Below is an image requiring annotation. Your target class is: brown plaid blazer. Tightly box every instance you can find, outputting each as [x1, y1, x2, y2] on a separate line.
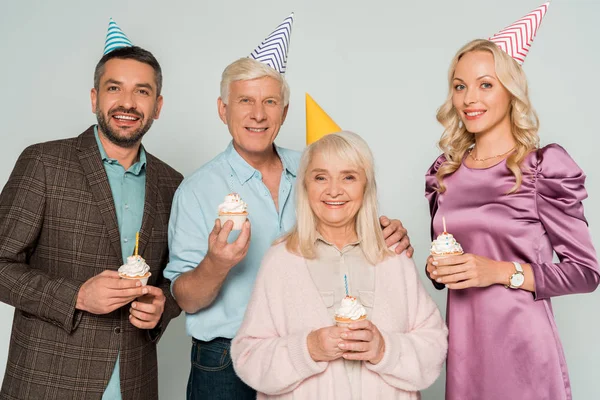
[0, 126, 183, 399]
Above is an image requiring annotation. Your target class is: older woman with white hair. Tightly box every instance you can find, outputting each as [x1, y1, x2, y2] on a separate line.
[231, 131, 447, 399]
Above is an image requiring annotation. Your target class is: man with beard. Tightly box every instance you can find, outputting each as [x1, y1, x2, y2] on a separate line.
[0, 21, 182, 400]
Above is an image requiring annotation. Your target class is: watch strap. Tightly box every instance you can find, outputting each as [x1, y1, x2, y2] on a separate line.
[512, 261, 524, 273]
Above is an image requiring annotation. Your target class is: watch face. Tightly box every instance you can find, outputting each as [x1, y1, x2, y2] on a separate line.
[511, 273, 525, 287]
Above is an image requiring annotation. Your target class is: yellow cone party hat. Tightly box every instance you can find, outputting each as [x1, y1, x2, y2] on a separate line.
[306, 93, 341, 145]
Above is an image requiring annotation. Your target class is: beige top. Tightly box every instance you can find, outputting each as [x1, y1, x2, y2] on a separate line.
[306, 236, 375, 400]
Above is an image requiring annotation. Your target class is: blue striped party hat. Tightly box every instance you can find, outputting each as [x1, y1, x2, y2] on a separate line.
[249, 13, 294, 74]
[103, 18, 133, 55]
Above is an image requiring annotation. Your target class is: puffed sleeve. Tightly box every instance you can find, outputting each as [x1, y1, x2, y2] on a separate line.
[425, 155, 446, 236]
[425, 154, 447, 290]
[531, 144, 599, 299]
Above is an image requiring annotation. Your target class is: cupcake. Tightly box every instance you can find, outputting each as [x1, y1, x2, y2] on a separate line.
[118, 255, 151, 286]
[430, 231, 463, 260]
[334, 295, 367, 328]
[218, 193, 248, 230]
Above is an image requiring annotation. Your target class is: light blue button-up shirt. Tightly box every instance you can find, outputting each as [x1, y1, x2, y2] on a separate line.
[94, 127, 146, 400]
[164, 141, 300, 340]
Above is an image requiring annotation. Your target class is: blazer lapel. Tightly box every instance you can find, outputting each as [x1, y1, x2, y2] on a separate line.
[137, 155, 157, 258]
[76, 127, 122, 262]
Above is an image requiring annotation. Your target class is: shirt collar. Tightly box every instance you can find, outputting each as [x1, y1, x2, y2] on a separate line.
[276, 145, 298, 177]
[225, 141, 297, 185]
[94, 125, 147, 175]
[315, 232, 362, 247]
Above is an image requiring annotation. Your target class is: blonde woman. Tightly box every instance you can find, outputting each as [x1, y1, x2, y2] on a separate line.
[232, 132, 447, 399]
[425, 38, 600, 400]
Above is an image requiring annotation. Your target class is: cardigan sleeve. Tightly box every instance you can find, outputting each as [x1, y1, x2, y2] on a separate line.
[0, 146, 83, 333]
[365, 254, 448, 391]
[231, 247, 328, 395]
[530, 144, 600, 299]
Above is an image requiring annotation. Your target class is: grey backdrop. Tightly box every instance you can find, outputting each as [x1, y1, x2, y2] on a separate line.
[1, 1, 599, 399]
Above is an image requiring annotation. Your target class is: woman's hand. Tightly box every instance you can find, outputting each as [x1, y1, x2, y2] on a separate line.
[426, 255, 437, 280]
[431, 253, 513, 289]
[338, 320, 386, 364]
[307, 326, 346, 362]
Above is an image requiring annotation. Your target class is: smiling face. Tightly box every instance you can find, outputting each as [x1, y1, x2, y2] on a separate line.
[218, 76, 288, 159]
[305, 150, 367, 233]
[91, 58, 163, 148]
[452, 51, 512, 137]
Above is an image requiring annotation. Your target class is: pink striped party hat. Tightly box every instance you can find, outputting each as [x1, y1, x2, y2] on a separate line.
[489, 2, 550, 65]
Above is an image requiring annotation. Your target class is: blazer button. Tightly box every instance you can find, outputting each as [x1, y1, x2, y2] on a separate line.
[114, 327, 121, 334]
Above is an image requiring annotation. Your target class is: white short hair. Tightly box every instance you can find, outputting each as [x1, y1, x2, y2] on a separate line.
[220, 58, 290, 106]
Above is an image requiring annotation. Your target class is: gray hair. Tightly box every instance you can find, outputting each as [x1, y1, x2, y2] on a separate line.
[219, 58, 290, 105]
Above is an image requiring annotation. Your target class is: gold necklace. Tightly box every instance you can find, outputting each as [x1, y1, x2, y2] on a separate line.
[468, 146, 515, 162]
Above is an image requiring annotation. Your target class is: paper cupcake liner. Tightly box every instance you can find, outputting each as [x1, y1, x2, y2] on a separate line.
[218, 214, 248, 230]
[431, 251, 463, 261]
[335, 314, 367, 328]
[119, 271, 151, 286]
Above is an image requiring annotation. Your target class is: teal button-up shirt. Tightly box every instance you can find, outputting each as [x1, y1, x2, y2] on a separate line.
[94, 127, 146, 400]
[164, 141, 300, 340]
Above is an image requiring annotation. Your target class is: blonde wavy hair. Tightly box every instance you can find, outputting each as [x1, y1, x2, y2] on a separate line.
[278, 131, 392, 265]
[435, 39, 540, 193]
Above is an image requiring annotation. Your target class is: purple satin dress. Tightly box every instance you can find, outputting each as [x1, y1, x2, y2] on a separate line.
[425, 144, 599, 400]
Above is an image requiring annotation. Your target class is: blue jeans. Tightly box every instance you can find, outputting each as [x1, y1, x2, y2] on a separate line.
[187, 337, 256, 400]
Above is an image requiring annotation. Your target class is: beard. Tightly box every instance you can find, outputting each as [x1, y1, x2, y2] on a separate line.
[96, 106, 156, 148]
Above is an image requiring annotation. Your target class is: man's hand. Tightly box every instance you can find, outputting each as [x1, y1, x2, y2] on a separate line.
[204, 219, 251, 274]
[129, 285, 166, 329]
[307, 326, 347, 362]
[338, 319, 386, 364]
[172, 219, 251, 314]
[380, 216, 413, 257]
[76, 270, 148, 314]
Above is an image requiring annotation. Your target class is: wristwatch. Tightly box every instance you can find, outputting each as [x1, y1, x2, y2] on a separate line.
[506, 262, 525, 289]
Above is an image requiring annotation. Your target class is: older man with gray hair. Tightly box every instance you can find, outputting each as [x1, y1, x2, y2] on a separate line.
[164, 14, 412, 400]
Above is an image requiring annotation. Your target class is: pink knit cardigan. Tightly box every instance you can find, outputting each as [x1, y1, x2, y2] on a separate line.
[231, 243, 448, 399]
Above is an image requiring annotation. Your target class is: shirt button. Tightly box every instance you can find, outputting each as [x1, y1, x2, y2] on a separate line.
[114, 327, 121, 334]
[125, 204, 129, 209]
[124, 238, 129, 243]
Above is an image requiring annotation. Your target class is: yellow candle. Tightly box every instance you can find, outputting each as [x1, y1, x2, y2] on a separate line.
[135, 232, 139, 256]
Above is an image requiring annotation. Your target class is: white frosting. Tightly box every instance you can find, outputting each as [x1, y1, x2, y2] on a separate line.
[218, 193, 248, 214]
[335, 296, 366, 320]
[118, 255, 150, 277]
[430, 232, 463, 255]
